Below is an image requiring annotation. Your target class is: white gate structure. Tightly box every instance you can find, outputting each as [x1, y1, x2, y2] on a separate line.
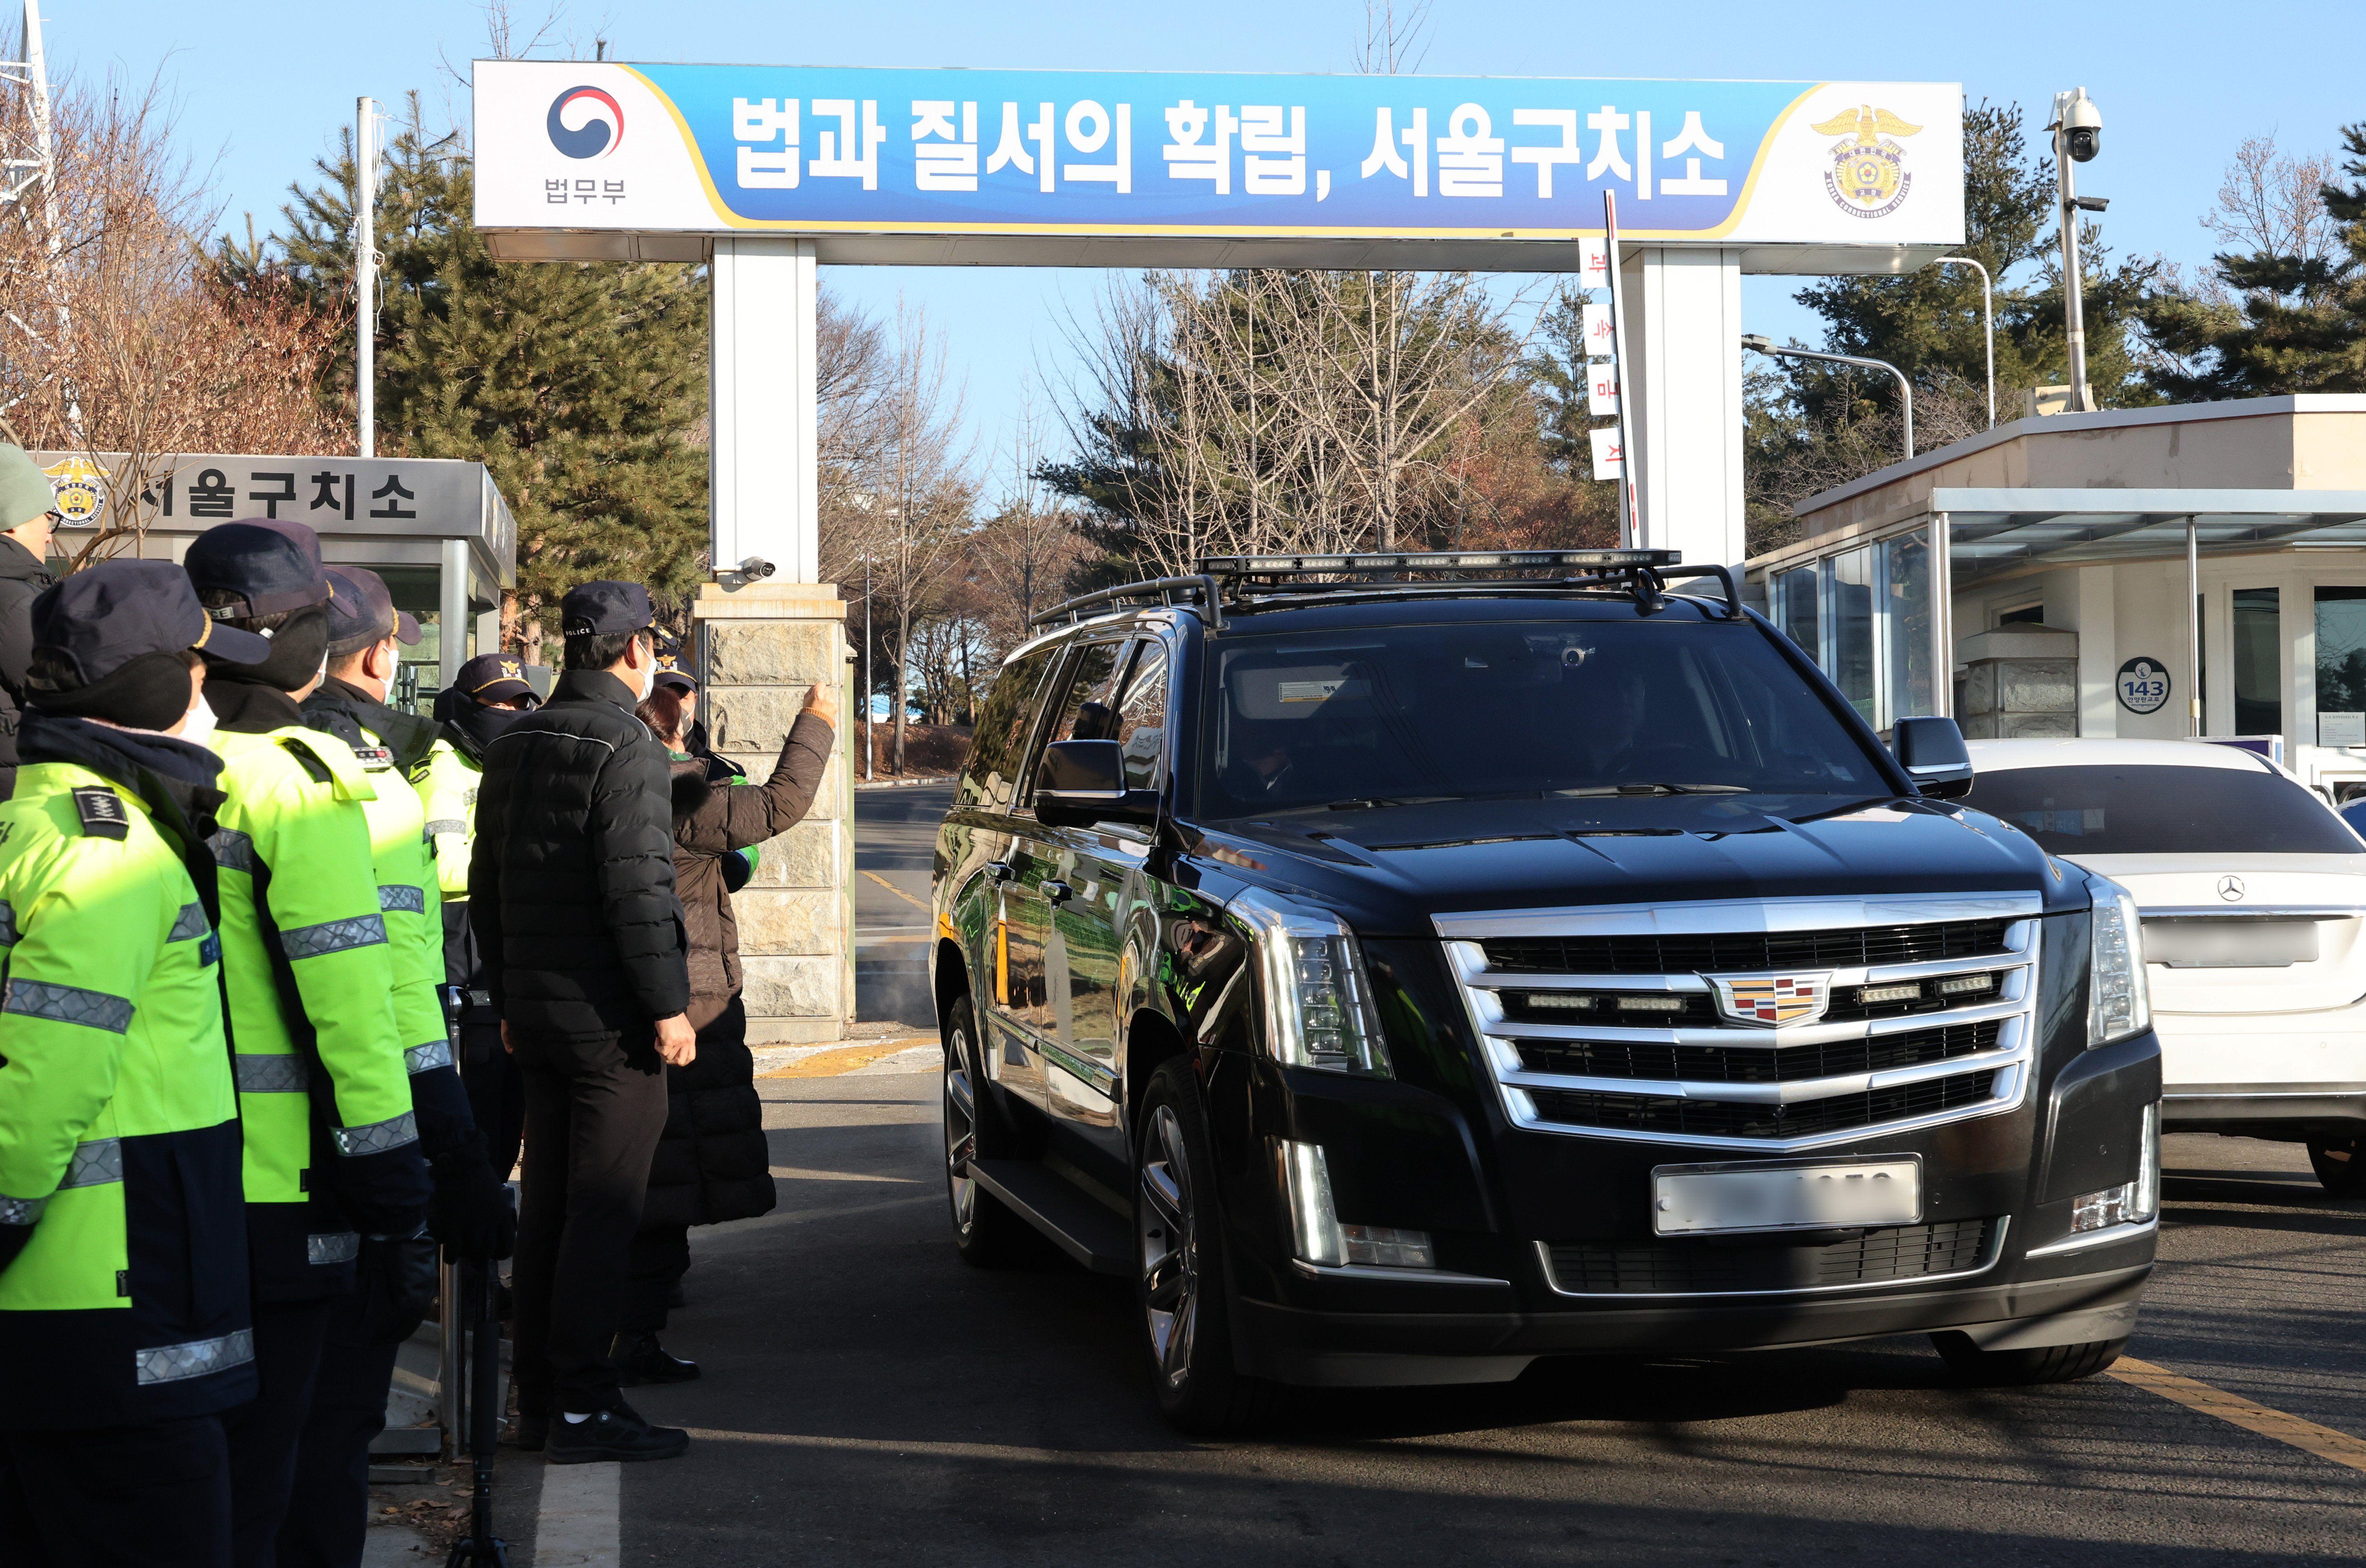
[472, 60, 1966, 1043]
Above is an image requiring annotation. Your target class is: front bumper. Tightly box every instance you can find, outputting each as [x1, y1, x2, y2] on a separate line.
[2161, 1083, 2366, 1137]
[1234, 1253, 2152, 1387]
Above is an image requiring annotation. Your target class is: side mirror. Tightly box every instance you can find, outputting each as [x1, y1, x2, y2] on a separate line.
[1892, 715, 1975, 800]
[1035, 738, 1160, 828]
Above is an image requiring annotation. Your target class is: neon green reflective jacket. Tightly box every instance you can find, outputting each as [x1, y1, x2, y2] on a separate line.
[415, 739, 478, 901]
[211, 725, 429, 1300]
[0, 758, 256, 1429]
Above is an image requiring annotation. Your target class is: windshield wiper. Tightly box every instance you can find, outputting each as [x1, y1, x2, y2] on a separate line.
[1322, 789, 1546, 811]
[1554, 783, 1753, 798]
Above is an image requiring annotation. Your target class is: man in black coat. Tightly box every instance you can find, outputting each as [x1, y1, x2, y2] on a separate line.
[0, 445, 60, 797]
[470, 581, 695, 1464]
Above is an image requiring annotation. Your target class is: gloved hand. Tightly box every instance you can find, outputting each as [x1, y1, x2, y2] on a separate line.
[428, 1135, 516, 1263]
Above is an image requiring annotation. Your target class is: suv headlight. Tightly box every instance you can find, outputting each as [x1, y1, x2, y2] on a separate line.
[1228, 888, 1393, 1077]
[2085, 871, 2151, 1048]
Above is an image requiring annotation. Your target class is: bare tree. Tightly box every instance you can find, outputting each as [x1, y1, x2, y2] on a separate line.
[2203, 134, 2343, 273]
[970, 395, 1088, 641]
[0, 67, 342, 570]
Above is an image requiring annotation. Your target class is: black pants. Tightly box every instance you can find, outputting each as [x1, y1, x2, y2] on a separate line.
[0, 1415, 233, 1567]
[618, 1222, 693, 1335]
[272, 1286, 399, 1568]
[222, 1297, 335, 1568]
[459, 1019, 525, 1181]
[512, 1026, 667, 1415]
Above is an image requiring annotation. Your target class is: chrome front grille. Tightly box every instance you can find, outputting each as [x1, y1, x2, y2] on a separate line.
[1437, 894, 2044, 1153]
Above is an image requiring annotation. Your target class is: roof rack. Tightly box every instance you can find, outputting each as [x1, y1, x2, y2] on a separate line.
[1024, 549, 1743, 633]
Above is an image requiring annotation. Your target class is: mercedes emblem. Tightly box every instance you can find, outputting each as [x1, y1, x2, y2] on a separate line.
[2217, 874, 2246, 902]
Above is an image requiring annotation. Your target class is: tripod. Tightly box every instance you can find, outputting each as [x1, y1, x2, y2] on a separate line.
[444, 1254, 508, 1567]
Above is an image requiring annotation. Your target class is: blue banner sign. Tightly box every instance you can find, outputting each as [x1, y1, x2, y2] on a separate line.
[476, 61, 1962, 264]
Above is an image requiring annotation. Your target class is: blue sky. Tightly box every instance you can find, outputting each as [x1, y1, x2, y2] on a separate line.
[65, 0, 2362, 499]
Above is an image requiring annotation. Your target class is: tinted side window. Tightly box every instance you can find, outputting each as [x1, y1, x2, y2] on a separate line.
[1112, 639, 1170, 790]
[1963, 763, 2362, 855]
[1021, 640, 1127, 810]
[958, 644, 1058, 810]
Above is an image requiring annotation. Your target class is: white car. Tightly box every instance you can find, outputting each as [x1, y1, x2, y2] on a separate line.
[1962, 738, 2366, 1195]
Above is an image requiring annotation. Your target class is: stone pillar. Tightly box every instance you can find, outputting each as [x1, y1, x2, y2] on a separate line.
[695, 581, 854, 1045]
[1954, 625, 2079, 739]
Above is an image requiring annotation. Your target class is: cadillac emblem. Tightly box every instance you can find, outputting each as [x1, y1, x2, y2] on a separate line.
[1710, 972, 1833, 1028]
[1811, 105, 1921, 220]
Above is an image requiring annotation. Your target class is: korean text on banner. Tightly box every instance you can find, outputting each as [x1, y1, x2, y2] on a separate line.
[1589, 425, 1625, 479]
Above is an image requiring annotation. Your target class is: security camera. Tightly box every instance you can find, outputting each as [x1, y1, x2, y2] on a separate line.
[739, 555, 776, 580]
[2053, 88, 2102, 163]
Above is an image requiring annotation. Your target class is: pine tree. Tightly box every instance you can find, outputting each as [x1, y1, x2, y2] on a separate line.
[2142, 121, 2366, 399]
[230, 96, 709, 654]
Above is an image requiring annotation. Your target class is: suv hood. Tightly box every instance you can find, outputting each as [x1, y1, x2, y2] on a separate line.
[1194, 794, 2071, 935]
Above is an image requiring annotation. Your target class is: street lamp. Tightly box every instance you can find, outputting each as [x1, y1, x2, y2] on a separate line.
[2048, 87, 2109, 413]
[1932, 257, 1994, 428]
[1741, 336, 1916, 464]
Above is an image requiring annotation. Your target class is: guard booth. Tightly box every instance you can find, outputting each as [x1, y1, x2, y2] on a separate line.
[1743, 395, 2366, 797]
[33, 451, 518, 711]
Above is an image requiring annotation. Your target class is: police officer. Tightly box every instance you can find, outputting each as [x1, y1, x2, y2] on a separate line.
[419, 652, 539, 1184]
[278, 570, 514, 1568]
[183, 521, 432, 1567]
[0, 561, 276, 1566]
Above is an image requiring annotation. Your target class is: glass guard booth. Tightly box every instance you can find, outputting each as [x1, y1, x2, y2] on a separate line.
[36, 451, 517, 715]
[1751, 489, 2366, 758]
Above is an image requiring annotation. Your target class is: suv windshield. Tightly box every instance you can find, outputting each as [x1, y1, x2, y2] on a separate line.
[1195, 618, 1880, 818]
[1962, 763, 2364, 855]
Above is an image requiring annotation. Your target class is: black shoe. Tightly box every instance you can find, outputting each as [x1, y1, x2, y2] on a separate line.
[511, 1414, 547, 1452]
[545, 1404, 689, 1464]
[612, 1332, 701, 1387]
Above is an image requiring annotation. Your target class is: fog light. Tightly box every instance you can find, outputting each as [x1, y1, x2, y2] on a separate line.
[1615, 995, 1685, 1013]
[1525, 993, 1593, 1011]
[2070, 1182, 2138, 1232]
[1279, 1142, 1436, 1270]
[1340, 1225, 1435, 1269]
[1858, 982, 1923, 1005]
[2071, 1106, 2161, 1233]
[1937, 973, 1996, 998]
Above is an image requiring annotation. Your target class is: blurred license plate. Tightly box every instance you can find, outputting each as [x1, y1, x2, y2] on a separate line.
[2142, 919, 2319, 969]
[1652, 1158, 1921, 1236]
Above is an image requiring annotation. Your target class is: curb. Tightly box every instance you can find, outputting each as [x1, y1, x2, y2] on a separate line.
[854, 775, 956, 791]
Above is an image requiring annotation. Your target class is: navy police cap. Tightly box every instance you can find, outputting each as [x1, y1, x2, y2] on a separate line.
[326, 568, 422, 656]
[184, 518, 334, 621]
[561, 580, 655, 638]
[456, 652, 538, 706]
[32, 559, 272, 686]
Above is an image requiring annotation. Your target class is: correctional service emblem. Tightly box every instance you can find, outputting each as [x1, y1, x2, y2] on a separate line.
[39, 456, 104, 525]
[1709, 972, 1832, 1028]
[1811, 105, 1920, 220]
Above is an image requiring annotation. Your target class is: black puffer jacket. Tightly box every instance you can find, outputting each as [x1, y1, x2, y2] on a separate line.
[0, 533, 55, 795]
[470, 669, 690, 1040]
[639, 997, 772, 1229]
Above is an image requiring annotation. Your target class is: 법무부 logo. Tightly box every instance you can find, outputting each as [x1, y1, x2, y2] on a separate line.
[547, 85, 624, 160]
[1811, 104, 1920, 220]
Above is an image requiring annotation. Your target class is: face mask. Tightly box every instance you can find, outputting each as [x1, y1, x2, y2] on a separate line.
[175, 694, 218, 747]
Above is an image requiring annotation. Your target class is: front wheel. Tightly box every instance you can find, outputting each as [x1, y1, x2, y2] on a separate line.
[943, 996, 1029, 1267]
[1135, 1059, 1276, 1436]
[2307, 1136, 2366, 1198]
[1931, 1333, 2127, 1386]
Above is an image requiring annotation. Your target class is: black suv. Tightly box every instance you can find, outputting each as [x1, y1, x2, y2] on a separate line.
[928, 551, 2160, 1432]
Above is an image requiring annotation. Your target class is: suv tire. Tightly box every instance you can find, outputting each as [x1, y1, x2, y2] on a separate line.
[1135, 1059, 1277, 1435]
[1930, 1333, 2127, 1386]
[942, 995, 1032, 1267]
[2306, 1136, 2366, 1197]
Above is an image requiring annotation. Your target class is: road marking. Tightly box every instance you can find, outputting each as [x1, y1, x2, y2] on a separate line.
[758, 1037, 935, 1079]
[2111, 1357, 2366, 1475]
[857, 932, 933, 946]
[861, 869, 929, 911]
[533, 1458, 620, 1567]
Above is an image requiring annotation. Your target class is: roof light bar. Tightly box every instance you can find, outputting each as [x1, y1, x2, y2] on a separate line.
[1198, 549, 1680, 576]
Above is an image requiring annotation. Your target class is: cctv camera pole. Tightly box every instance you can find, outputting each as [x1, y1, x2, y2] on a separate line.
[356, 96, 378, 458]
[862, 555, 873, 782]
[2051, 93, 2091, 415]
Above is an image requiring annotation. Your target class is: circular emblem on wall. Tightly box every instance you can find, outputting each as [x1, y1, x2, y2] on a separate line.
[2116, 657, 2171, 716]
[39, 455, 104, 526]
[1811, 105, 1921, 220]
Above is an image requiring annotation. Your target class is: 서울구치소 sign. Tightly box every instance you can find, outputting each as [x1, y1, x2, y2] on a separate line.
[473, 61, 1963, 268]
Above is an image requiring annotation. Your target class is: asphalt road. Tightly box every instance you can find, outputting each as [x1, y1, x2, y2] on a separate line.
[851, 783, 954, 1027]
[478, 785, 2366, 1566]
